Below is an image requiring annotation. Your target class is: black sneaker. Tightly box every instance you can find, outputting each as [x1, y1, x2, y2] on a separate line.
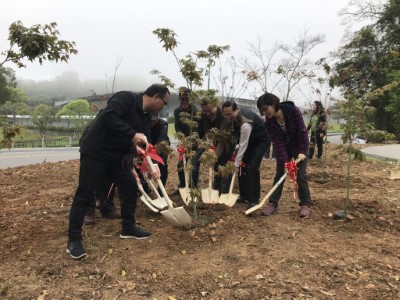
[236, 197, 247, 204]
[120, 226, 152, 240]
[66, 240, 87, 259]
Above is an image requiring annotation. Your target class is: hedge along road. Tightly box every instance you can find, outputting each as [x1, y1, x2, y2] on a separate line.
[0, 134, 347, 169]
[0, 147, 80, 169]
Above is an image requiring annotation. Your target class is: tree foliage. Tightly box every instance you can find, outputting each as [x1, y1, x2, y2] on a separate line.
[331, 0, 400, 138]
[0, 67, 17, 105]
[56, 99, 94, 133]
[32, 104, 58, 138]
[152, 28, 229, 90]
[1, 21, 78, 68]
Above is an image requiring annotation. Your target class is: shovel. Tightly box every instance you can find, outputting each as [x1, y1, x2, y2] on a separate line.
[142, 152, 192, 229]
[132, 168, 168, 212]
[218, 173, 239, 207]
[178, 154, 197, 205]
[144, 168, 173, 207]
[390, 158, 400, 180]
[201, 167, 220, 204]
[178, 153, 190, 205]
[246, 158, 301, 215]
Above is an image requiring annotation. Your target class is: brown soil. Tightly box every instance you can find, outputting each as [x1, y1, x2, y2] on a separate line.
[1, 144, 399, 300]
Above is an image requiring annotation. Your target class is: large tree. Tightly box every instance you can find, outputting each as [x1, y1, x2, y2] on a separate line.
[0, 20, 77, 148]
[331, 0, 400, 137]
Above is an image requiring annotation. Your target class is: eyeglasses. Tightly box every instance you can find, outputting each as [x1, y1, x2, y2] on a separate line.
[158, 95, 168, 106]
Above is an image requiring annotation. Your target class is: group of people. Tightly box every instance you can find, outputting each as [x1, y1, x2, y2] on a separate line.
[66, 83, 327, 260]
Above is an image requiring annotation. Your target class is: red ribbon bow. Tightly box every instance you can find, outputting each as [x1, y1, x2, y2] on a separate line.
[177, 146, 186, 161]
[136, 144, 164, 172]
[284, 160, 299, 201]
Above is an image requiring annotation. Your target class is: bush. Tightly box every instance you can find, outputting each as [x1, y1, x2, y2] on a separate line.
[366, 130, 396, 143]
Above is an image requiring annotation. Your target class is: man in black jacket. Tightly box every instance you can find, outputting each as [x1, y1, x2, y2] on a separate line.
[173, 88, 199, 189]
[67, 84, 170, 259]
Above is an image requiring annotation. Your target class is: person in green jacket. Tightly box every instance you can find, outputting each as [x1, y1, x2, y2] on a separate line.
[307, 101, 327, 159]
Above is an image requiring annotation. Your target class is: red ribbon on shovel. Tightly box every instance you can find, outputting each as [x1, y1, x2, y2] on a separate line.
[284, 160, 299, 201]
[177, 146, 186, 161]
[136, 144, 164, 172]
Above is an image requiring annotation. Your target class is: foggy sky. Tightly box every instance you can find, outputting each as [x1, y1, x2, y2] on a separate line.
[1, 0, 352, 103]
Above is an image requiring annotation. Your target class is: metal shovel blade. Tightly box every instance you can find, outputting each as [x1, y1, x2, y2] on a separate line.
[143, 152, 192, 228]
[179, 186, 190, 205]
[201, 188, 220, 204]
[160, 206, 192, 229]
[218, 173, 238, 207]
[390, 159, 400, 180]
[201, 167, 220, 204]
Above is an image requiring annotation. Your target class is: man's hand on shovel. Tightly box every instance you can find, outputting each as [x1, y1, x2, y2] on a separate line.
[132, 133, 148, 150]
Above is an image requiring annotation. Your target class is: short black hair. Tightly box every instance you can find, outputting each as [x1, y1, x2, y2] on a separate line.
[144, 84, 170, 97]
[178, 86, 191, 101]
[221, 101, 238, 111]
[257, 93, 280, 111]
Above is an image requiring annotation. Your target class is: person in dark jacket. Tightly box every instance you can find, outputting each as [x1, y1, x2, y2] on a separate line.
[66, 84, 170, 260]
[307, 101, 327, 159]
[150, 114, 170, 186]
[198, 100, 234, 194]
[173, 88, 199, 190]
[257, 92, 312, 218]
[222, 101, 268, 208]
[79, 111, 121, 226]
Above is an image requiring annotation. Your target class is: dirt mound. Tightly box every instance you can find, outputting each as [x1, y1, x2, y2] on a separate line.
[1, 144, 399, 299]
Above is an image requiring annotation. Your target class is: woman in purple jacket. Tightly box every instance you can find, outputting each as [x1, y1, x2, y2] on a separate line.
[256, 93, 312, 218]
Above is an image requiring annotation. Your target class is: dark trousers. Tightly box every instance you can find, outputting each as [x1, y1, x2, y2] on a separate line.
[269, 159, 312, 206]
[239, 141, 268, 204]
[68, 154, 138, 241]
[85, 178, 117, 216]
[213, 148, 235, 194]
[309, 131, 324, 159]
[177, 150, 200, 188]
[264, 141, 276, 159]
[158, 153, 168, 187]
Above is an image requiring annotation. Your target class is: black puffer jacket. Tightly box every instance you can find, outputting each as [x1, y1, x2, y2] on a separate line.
[80, 91, 151, 164]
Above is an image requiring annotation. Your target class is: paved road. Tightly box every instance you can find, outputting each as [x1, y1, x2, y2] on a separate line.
[0, 147, 80, 169]
[361, 144, 400, 161]
[0, 133, 397, 169]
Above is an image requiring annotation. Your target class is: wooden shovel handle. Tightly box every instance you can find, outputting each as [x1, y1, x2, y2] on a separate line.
[245, 157, 301, 215]
[228, 173, 236, 196]
[143, 154, 173, 207]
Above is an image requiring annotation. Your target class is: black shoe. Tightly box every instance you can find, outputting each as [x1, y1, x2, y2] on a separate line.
[247, 202, 258, 209]
[120, 226, 152, 240]
[66, 240, 87, 259]
[84, 214, 95, 225]
[236, 197, 246, 204]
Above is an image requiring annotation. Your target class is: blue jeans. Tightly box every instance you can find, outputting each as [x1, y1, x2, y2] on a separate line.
[268, 159, 312, 206]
